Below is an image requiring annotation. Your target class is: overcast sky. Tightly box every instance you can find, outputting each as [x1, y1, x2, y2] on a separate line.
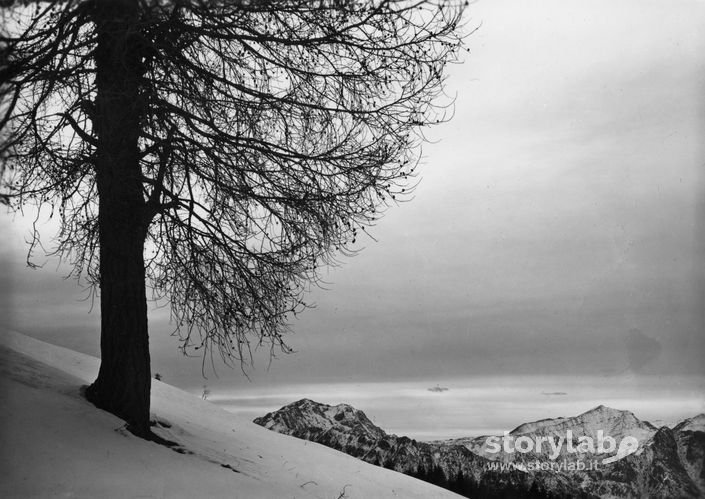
[1, 0, 704, 419]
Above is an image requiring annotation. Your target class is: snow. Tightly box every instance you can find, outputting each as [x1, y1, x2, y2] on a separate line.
[509, 404, 657, 444]
[0, 330, 461, 499]
[675, 414, 705, 433]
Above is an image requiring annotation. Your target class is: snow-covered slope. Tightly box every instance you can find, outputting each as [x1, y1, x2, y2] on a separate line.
[451, 404, 658, 464]
[510, 404, 657, 440]
[257, 399, 387, 443]
[0, 330, 460, 499]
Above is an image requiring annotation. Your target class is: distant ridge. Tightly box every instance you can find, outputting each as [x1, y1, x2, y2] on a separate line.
[510, 404, 657, 437]
[674, 414, 705, 433]
[257, 399, 705, 498]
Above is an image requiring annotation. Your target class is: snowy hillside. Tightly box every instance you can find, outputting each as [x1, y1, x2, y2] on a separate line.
[0, 330, 460, 499]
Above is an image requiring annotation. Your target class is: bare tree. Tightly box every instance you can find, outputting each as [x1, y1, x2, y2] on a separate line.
[1, 0, 467, 438]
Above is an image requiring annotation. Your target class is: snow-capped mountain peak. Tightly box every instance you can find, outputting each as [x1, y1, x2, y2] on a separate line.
[510, 404, 657, 443]
[255, 398, 386, 441]
[257, 398, 705, 499]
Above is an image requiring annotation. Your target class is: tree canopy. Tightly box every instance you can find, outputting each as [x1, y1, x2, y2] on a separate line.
[1, 0, 467, 436]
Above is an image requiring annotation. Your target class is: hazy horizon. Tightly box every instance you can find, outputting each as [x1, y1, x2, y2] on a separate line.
[209, 374, 705, 440]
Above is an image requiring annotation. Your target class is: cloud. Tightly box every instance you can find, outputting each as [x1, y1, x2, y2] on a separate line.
[428, 385, 449, 393]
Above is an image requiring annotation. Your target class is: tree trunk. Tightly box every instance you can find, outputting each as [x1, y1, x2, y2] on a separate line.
[85, 0, 151, 438]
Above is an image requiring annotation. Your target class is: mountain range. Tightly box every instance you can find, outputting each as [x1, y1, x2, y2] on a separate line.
[254, 400, 705, 498]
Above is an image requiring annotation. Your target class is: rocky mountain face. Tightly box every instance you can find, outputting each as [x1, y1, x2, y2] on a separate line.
[255, 400, 705, 498]
[675, 415, 705, 494]
[254, 400, 492, 488]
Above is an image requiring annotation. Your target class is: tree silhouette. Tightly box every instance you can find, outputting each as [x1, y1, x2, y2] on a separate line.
[1, 0, 467, 437]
